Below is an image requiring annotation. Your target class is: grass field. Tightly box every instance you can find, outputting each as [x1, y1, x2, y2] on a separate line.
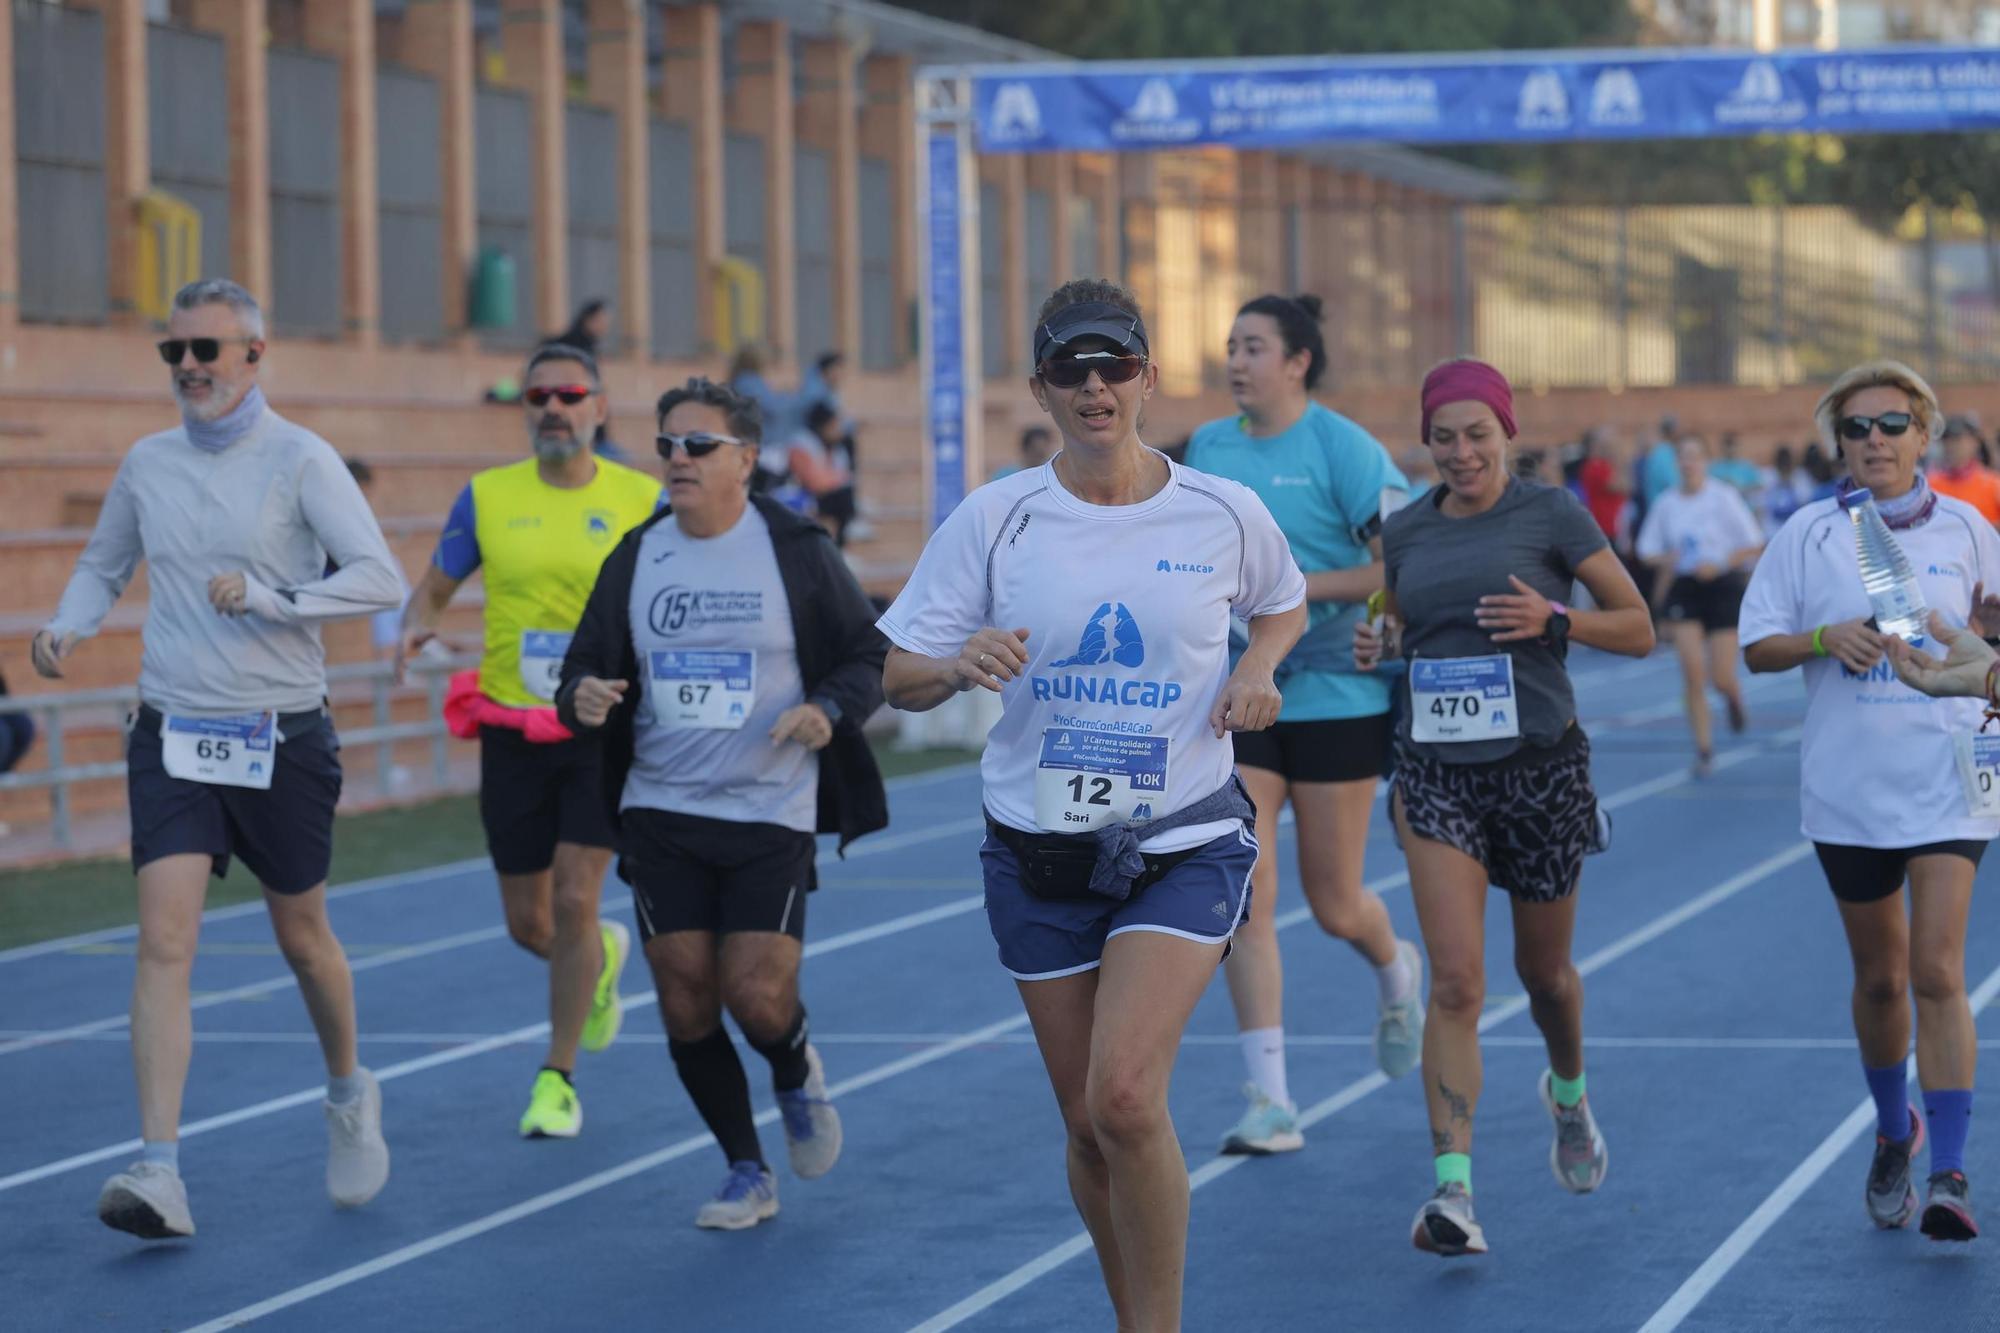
[0, 745, 977, 951]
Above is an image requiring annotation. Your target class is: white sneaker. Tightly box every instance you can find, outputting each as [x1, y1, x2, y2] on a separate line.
[325, 1068, 390, 1208]
[695, 1161, 780, 1230]
[98, 1161, 194, 1239]
[775, 1044, 844, 1180]
[1219, 1083, 1305, 1155]
[1375, 939, 1426, 1080]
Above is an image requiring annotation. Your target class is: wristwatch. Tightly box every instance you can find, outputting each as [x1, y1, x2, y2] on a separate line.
[812, 696, 844, 727]
[1543, 600, 1571, 645]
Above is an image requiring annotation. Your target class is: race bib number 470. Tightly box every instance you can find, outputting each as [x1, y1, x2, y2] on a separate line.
[1409, 655, 1521, 744]
[161, 712, 279, 789]
[1032, 729, 1170, 832]
[649, 650, 755, 730]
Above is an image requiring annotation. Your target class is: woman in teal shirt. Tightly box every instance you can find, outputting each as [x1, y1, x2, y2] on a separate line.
[1185, 294, 1425, 1157]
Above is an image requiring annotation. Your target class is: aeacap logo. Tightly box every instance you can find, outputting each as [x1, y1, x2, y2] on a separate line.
[1715, 58, 1806, 126]
[987, 83, 1044, 143]
[1588, 68, 1644, 126]
[1516, 70, 1571, 129]
[1113, 77, 1203, 144]
[1131, 78, 1179, 122]
[1155, 558, 1216, 575]
[1051, 602, 1145, 669]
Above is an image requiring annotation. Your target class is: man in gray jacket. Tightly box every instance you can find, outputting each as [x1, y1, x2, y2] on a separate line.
[33, 279, 404, 1241]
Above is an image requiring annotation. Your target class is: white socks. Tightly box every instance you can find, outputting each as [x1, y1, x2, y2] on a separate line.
[1240, 1026, 1291, 1110]
[1376, 942, 1417, 1007]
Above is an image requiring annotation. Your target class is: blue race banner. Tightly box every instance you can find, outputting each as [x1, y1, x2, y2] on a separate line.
[972, 47, 2000, 153]
[924, 132, 967, 528]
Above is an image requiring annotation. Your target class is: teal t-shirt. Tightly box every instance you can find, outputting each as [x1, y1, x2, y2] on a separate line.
[1184, 402, 1408, 721]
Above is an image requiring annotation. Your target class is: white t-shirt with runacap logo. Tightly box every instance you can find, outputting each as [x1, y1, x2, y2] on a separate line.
[878, 455, 1306, 853]
[1738, 492, 2000, 848]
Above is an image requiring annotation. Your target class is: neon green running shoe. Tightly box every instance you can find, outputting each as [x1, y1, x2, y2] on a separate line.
[581, 920, 631, 1054]
[518, 1069, 582, 1139]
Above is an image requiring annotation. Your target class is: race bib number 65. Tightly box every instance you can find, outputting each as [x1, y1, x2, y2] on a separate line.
[161, 712, 279, 789]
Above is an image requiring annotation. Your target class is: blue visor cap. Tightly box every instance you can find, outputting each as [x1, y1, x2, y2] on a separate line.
[1033, 301, 1150, 367]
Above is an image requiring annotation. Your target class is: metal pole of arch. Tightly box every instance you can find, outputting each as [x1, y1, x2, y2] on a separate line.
[916, 69, 983, 534]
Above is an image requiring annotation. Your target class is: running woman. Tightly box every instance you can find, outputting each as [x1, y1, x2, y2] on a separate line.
[1184, 293, 1423, 1157]
[1635, 434, 1765, 778]
[1741, 359, 2000, 1241]
[1355, 359, 1654, 1257]
[559, 377, 887, 1229]
[399, 342, 660, 1138]
[34, 280, 400, 1239]
[880, 280, 1306, 1330]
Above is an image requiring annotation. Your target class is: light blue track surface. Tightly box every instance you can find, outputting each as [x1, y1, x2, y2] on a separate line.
[4, 648, 1996, 1330]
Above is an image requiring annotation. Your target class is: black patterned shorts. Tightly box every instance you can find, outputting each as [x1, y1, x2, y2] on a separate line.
[1391, 727, 1597, 904]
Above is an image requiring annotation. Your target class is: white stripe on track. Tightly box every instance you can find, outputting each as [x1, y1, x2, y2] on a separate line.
[1637, 956, 2000, 1332]
[906, 840, 1816, 1333]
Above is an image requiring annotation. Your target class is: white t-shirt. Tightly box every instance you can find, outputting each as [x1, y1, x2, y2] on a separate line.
[1738, 493, 2000, 848]
[878, 455, 1306, 853]
[1636, 480, 1765, 576]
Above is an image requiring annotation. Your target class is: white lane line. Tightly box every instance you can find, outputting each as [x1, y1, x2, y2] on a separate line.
[0, 759, 983, 968]
[0, 895, 986, 1195]
[1637, 957, 2000, 1333]
[177, 1012, 1035, 1333]
[0, 818, 988, 1059]
[907, 840, 1816, 1333]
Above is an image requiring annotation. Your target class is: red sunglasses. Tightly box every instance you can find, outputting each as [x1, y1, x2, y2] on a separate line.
[523, 384, 594, 408]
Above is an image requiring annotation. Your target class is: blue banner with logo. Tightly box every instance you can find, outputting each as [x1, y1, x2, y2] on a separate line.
[972, 47, 2000, 153]
[925, 132, 967, 529]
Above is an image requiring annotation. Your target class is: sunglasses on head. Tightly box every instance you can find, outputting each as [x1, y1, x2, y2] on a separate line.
[1838, 411, 1914, 442]
[157, 337, 254, 366]
[1037, 352, 1147, 389]
[656, 432, 743, 459]
[523, 384, 595, 408]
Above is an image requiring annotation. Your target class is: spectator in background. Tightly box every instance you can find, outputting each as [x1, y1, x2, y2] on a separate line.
[1761, 444, 1815, 536]
[1709, 431, 1768, 503]
[1640, 414, 1681, 508]
[798, 352, 873, 541]
[1574, 427, 1628, 542]
[1800, 442, 1842, 503]
[550, 299, 611, 360]
[992, 425, 1057, 480]
[0, 665, 34, 776]
[729, 345, 792, 494]
[1930, 416, 2000, 525]
[342, 459, 406, 664]
[790, 403, 858, 547]
[1395, 443, 1438, 500]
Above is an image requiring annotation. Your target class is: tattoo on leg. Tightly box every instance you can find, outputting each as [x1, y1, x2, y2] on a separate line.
[1439, 1078, 1471, 1131]
[1432, 1126, 1455, 1154]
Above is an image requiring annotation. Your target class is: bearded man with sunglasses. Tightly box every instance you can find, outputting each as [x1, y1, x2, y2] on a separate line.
[1742, 359, 2000, 1242]
[400, 342, 660, 1139]
[34, 279, 403, 1240]
[555, 376, 887, 1229]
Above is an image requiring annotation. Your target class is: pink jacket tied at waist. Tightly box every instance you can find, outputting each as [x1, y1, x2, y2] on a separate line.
[442, 670, 574, 743]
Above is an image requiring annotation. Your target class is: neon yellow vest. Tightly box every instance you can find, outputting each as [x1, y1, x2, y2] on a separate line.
[470, 456, 662, 708]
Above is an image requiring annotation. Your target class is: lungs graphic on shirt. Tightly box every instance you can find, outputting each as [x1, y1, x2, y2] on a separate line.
[1050, 602, 1146, 669]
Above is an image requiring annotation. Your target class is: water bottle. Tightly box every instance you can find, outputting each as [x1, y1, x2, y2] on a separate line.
[1841, 491, 1928, 641]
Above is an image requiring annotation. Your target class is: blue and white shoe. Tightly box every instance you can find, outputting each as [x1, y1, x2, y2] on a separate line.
[694, 1161, 779, 1231]
[775, 1044, 842, 1180]
[1220, 1084, 1304, 1156]
[1375, 940, 1426, 1079]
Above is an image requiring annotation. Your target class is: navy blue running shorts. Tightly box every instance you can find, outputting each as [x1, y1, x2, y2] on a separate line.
[980, 824, 1257, 981]
[127, 705, 342, 895]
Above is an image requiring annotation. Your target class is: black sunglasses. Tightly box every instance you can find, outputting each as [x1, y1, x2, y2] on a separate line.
[1037, 352, 1147, 389]
[157, 337, 254, 366]
[1838, 411, 1914, 442]
[656, 432, 744, 459]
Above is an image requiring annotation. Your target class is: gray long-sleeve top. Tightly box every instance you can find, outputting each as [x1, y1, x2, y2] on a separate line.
[45, 407, 408, 715]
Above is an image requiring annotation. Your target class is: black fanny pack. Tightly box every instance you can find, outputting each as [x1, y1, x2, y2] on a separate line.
[984, 815, 1202, 903]
[133, 702, 329, 743]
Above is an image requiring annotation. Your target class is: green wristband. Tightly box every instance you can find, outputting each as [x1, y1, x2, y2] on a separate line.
[1811, 625, 1828, 658]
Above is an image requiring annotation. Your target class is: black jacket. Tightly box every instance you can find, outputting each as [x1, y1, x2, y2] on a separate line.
[554, 496, 889, 854]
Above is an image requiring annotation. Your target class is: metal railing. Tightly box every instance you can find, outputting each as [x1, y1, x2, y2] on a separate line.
[0, 655, 480, 850]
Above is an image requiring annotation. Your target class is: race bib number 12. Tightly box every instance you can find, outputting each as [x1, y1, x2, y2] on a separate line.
[1409, 655, 1521, 744]
[1032, 729, 1170, 832]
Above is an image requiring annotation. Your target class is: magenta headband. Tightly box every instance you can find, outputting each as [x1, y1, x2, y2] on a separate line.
[1420, 359, 1517, 443]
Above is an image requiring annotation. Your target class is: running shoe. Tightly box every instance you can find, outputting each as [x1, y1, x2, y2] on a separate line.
[1692, 751, 1715, 780]
[1411, 1182, 1488, 1257]
[1539, 1069, 1608, 1194]
[775, 1044, 843, 1179]
[518, 1068, 582, 1139]
[325, 1068, 390, 1208]
[1921, 1170, 1979, 1242]
[1587, 805, 1614, 856]
[97, 1162, 194, 1240]
[580, 920, 631, 1053]
[1375, 939, 1425, 1080]
[1725, 692, 1748, 734]
[695, 1161, 779, 1230]
[1864, 1105, 1925, 1229]
[1220, 1083, 1304, 1155]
